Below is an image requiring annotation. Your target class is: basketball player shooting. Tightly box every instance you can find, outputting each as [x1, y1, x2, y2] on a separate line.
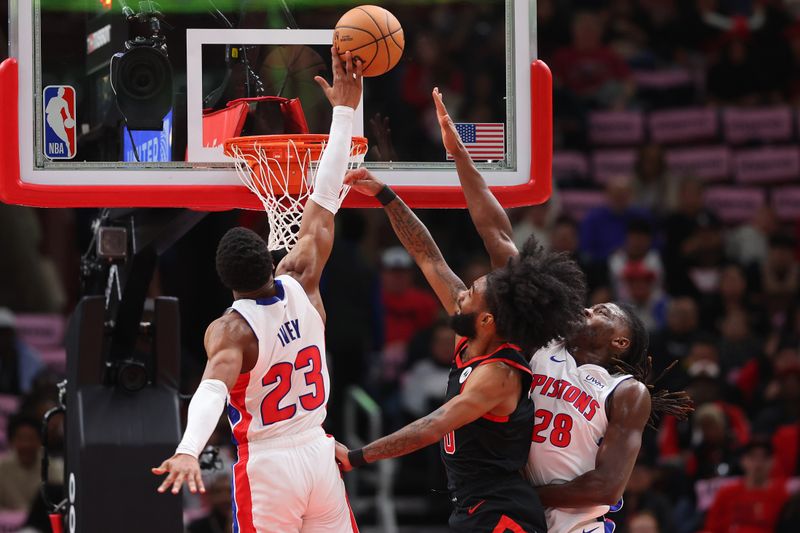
[432, 88, 692, 533]
[152, 48, 363, 533]
[338, 167, 587, 532]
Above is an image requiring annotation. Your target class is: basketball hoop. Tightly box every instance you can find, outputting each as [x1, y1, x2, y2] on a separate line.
[224, 134, 368, 251]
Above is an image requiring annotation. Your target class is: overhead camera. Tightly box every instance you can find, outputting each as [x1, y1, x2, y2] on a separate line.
[110, 1, 173, 130]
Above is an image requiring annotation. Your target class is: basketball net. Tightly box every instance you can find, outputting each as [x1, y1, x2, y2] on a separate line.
[226, 135, 368, 251]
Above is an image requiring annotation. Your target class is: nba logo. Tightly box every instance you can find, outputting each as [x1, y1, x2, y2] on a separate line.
[43, 85, 76, 159]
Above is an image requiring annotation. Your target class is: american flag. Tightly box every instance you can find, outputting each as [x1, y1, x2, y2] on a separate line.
[447, 123, 505, 161]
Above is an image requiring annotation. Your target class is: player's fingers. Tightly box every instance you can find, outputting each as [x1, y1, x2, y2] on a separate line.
[187, 474, 198, 494]
[313, 76, 332, 93]
[157, 471, 177, 493]
[331, 47, 345, 78]
[432, 87, 447, 114]
[196, 472, 206, 494]
[343, 168, 366, 184]
[354, 58, 364, 80]
[344, 51, 354, 78]
[171, 472, 186, 495]
[151, 460, 168, 475]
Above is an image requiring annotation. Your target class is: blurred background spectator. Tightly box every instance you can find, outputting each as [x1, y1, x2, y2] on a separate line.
[0, 415, 43, 511]
[0, 309, 43, 396]
[703, 438, 788, 533]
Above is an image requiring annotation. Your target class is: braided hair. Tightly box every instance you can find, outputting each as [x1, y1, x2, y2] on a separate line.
[612, 303, 694, 425]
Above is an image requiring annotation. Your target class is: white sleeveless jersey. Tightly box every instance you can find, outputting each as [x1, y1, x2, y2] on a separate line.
[524, 341, 632, 533]
[225, 275, 330, 445]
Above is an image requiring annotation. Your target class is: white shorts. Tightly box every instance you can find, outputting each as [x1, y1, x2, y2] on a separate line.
[231, 427, 358, 533]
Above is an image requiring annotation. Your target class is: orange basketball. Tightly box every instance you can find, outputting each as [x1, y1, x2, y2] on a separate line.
[334, 5, 404, 77]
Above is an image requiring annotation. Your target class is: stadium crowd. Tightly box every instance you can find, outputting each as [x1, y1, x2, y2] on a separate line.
[2, 0, 800, 532]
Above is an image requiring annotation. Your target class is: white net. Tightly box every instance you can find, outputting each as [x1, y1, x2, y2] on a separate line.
[227, 136, 367, 251]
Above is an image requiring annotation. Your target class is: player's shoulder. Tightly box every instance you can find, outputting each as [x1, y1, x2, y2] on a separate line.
[274, 273, 309, 299]
[613, 377, 648, 398]
[607, 378, 651, 425]
[467, 358, 525, 392]
[488, 343, 531, 367]
[205, 312, 256, 350]
[474, 345, 532, 383]
[530, 340, 567, 363]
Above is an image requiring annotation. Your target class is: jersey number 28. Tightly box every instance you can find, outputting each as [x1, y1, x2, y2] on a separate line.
[532, 409, 573, 448]
[260, 345, 325, 425]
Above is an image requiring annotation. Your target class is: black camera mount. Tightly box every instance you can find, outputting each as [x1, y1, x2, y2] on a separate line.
[111, 1, 173, 132]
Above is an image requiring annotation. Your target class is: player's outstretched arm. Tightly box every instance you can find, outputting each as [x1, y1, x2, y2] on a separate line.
[345, 168, 466, 314]
[335, 362, 519, 470]
[534, 380, 651, 508]
[152, 314, 252, 495]
[276, 48, 363, 319]
[433, 88, 518, 269]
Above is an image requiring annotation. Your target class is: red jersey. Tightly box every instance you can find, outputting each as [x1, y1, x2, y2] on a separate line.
[703, 479, 788, 533]
[771, 423, 799, 479]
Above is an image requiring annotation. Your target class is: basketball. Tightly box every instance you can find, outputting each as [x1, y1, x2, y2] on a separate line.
[334, 5, 404, 77]
[64, 118, 75, 129]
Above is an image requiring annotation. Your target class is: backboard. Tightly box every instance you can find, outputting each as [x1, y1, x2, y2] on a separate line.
[1, 0, 551, 210]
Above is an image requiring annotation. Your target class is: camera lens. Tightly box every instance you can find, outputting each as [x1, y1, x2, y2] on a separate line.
[117, 359, 148, 392]
[111, 45, 173, 130]
[118, 47, 169, 100]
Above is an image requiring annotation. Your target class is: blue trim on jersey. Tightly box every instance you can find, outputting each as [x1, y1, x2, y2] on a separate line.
[604, 517, 616, 533]
[231, 465, 240, 533]
[228, 403, 242, 533]
[609, 497, 624, 513]
[227, 403, 242, 447]
[255, 279, 285, 306]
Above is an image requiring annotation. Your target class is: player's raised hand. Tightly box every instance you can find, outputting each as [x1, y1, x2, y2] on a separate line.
[432, 87, 467, 156]
[334, 440, 353, 472]
[152, 453, 205, 495]
[315, 48, 363, 110]
[344, 168, 386, 197]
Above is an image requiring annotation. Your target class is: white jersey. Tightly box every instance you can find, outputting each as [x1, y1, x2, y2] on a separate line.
[525, 341, 632, 533]
[226, 275, 329, 445]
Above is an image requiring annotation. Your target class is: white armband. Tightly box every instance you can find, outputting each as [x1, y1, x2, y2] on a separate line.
[175, 379, 228, 458]
[309, 105, 355, 214]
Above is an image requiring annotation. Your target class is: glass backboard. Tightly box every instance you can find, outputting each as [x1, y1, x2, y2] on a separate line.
[1, 0, 550, 209]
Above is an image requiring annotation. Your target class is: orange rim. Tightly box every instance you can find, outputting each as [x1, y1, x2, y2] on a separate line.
[224, 134, 368, 159]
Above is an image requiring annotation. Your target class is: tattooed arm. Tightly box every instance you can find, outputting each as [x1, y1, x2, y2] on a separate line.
[432, 88, 518, 269]
[336, 362, 522, 469]
[345, 168, 466, 314]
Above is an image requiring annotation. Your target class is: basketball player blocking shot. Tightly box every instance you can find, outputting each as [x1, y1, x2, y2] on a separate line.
[152, 48, 362, 533]
[431, 88, 692, 533]
[338, 167, 587, 532]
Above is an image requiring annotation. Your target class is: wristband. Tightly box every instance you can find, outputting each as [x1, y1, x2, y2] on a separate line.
[348, 448, 368, 468]
[376, 185, 397, 206]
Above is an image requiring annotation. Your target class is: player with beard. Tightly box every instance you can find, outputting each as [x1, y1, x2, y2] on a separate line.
[430, 88, 692, 533]
[336, 170, 586, 532]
